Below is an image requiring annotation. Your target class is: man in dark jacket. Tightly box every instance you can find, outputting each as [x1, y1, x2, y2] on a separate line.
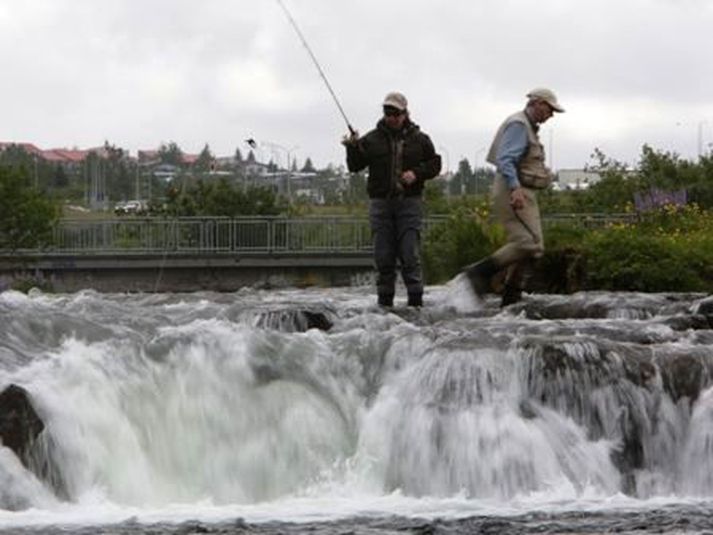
[343, 91, 441, 307]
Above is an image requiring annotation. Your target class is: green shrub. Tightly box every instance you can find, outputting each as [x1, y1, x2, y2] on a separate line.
[584, 229, 705, 292]
[423, 200, 504, 283]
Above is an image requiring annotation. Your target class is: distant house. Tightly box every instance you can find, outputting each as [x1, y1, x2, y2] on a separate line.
[152, 163, 179, 181]
[244, 161, 270, 177]
[138, 150, 161, 165]
[45, 148, 91, 170]
[556, 169, 602, 190]
[0, 142, 43, 156]
[180, 153, 199, 166]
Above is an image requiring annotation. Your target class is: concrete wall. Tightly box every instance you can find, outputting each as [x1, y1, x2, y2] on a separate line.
[0, 253, 375, 293]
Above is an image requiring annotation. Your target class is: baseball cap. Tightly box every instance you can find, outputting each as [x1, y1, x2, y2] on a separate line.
[383, 91, 408, 111]
[527, 88, 565, 113]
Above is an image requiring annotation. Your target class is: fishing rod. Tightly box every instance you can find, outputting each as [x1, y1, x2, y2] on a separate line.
[275, 0, 357, 136]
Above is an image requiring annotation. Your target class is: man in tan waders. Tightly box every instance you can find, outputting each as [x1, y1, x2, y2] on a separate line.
[463, 88, 564, 306]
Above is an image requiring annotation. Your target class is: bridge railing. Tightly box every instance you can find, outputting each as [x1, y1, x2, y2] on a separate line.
[48, 217, 392, 255]
[11, 213, 636, 255]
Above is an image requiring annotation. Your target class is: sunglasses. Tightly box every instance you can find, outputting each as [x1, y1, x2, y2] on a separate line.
[383, 106, 404, 117]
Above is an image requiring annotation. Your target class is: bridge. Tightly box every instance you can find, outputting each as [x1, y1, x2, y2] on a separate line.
[0, 214, 635, 292]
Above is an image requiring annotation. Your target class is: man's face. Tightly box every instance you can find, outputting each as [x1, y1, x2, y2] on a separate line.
[532, 100, 555, 124]
[383, 106, 407, 129]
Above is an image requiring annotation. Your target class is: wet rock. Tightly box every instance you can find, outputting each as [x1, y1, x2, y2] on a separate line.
[662, 314, 711, 332]
[0, 385, 44, 464]
[656, 352, 706, 403]
[301, 311, 332, 331]
[696, 296, 713, 327]
[521, 337, 660, 484]
[518, 300, 611, 320]
[254, 309, 333, 332]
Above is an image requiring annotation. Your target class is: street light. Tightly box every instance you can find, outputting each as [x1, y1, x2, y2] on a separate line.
[438, 145, 450, 175]
[246, 139, 298, 205]
[698, 120, 708, 159]
[474, 146, 487, 196]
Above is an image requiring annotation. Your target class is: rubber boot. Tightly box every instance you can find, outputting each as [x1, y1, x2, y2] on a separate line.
[463, 257, 499, 297]
[377, 293, 394, 308]
[407, 292, 423, 308]
[500, 285, 522, 307]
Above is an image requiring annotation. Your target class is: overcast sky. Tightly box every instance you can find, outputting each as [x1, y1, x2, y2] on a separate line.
[1, 0, 712, 171]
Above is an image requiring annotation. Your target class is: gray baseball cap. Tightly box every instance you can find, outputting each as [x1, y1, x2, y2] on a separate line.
[527, 88, 565, 112]
[383, 91, 408, 111]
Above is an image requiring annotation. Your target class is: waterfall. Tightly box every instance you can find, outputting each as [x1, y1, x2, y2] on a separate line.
[1, 288, 713, 524]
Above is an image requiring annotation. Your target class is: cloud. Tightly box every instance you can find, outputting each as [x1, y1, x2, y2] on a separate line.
[0, 0, 711, 168]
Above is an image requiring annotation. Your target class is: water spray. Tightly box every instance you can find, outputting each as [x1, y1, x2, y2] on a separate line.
[275, 0, 357, 136]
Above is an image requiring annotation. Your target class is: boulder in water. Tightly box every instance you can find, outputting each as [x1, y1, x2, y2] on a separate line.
[0, 384, 44, 465]
[696, 296, 713, 326]
[254, 308, 333, 332]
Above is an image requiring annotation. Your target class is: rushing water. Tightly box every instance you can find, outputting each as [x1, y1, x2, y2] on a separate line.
[1, 281, 713, 534]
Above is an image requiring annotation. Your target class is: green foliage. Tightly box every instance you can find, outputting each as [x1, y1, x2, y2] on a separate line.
[195, 144, 214, 172]
[556, 145, 713, 213]
[423, 198, 504, 283]
[159, 141, 183, 166]
[301, 157, 316, 173]
[165, 179, 284, 217]
[584, 229, 704, 292]
[423, 179, 449, 214]
[0, 166, 60, 250]
[544, 204, 713, 292]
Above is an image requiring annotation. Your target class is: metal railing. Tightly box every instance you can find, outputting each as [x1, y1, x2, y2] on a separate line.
[44, 217, 448, 255]
[6, 213, 635, 256]
[542, 212, 638, 229]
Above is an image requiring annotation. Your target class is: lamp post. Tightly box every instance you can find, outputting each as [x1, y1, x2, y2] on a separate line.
[698, 120, 708, 159]
[438, 145, 450, 176]
[474, 146, 487, 196]
[246, 139, 298, 205]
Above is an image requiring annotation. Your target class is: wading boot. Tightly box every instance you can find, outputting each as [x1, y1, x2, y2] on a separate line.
[463, 257, 499, 298]
[500, 285, 522, 307]
[377, 293, 394, 308]
[407, 292, 423, 308]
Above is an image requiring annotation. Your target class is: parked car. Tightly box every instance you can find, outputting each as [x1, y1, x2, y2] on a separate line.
[114, 200, 148, 216]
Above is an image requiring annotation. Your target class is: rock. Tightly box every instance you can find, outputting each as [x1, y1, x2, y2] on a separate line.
[254, 309, 333, 332]
[301, 310, 333, 331]
[0, 385, 44, 464]
[696, 296, 713, 327]
[656, 352, 706, 403]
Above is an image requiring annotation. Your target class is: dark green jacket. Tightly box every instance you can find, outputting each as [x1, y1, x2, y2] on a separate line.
[346, 118, 441, 199]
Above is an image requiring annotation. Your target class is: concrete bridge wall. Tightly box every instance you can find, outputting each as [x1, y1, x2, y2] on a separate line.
[0, 253, 375, 293]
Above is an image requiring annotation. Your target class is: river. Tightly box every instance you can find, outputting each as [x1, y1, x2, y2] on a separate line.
[1, 281, 713, 534]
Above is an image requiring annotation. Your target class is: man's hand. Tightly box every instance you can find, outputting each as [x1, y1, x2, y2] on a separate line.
[401, 170, 417, 186]
[341, 131, 360, 147]
[510, 187, 526, 210]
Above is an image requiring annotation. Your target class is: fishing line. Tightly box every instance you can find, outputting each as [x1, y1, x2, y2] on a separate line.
[275, 0, 356, 135]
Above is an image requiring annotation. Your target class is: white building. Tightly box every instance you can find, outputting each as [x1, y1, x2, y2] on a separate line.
[556, 169, 602, 190]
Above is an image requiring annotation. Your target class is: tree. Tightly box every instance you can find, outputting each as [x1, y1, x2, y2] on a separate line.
[449, 158, 473, 196]
[195, 143, 214, 172]
[246, 150, 256, 164]
[159, 141, 183, 166]
[0, 166, 59, 250]
[234, 147, 244, 164]
[301, 157, 316, 173]
[164, 179, 284, 216]
[53, 165, 68, 188]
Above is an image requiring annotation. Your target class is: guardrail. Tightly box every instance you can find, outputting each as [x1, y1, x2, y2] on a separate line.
[7, 213, 637, 256]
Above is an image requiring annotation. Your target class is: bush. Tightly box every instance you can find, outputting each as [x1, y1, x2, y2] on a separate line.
[554, 204, 713, 292]
[423, 199, 505, 283]
[0, 166, 60, 250]
[584, 229, 704, 292]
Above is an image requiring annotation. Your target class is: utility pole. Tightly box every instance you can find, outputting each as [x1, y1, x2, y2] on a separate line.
[698, 121, 707, 159]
